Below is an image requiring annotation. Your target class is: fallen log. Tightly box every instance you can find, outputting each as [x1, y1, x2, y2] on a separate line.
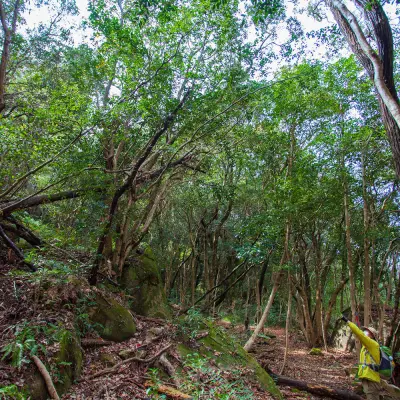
[0, 224, 36, 271]
[265, 367, 364, 400]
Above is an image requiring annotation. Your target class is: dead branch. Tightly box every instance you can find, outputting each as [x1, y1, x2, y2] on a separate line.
[32, 355, 60, 400]
[84, 344, 172, 380]
[144, 381, 193, 399]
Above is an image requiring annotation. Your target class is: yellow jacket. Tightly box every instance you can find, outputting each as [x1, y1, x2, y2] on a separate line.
[348, 322, 380, 383]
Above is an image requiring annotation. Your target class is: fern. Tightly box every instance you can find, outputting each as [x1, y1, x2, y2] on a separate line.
[1, 324, 39, 369]
[0, 384, 26, 399]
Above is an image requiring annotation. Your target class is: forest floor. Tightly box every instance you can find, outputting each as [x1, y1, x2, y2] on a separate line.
[237, 326, 360, 399]
[62, 323, 360, 400]
[0, 262, 362, 400]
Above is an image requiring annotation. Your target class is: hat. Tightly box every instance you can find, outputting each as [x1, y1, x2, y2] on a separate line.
[361, 326, 378, 339]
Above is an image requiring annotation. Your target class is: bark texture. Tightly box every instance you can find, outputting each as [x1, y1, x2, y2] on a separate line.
[326, 0, 400, 177]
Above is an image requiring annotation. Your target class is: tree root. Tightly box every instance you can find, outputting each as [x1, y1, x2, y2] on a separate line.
[159, 353, 180, 386]
[84, 344, 172, 381]
[32, 355, 60, 400]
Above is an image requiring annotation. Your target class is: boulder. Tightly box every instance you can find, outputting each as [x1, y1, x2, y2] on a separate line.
[54, 330, 83, 393]
[89, 292, 136, 342]
[27, 330, 82, 400]
[121, 248, 171, 319]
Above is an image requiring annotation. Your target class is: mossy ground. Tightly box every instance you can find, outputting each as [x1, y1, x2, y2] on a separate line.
[176, 321, 283, 399]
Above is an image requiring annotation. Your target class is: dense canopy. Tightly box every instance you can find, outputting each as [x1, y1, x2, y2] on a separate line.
[1, 0, 400, 398]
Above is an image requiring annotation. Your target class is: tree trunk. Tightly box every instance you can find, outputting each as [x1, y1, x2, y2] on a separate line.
[0, 0, 21, 114]
[343, 170, 357, 324]
[326, 0, 400, 177]
[244, 276, 251, 332]
[328, 0, 400, 128]
[312, 230, 324, 346]
[280, 275, 292, 374]
[362, 151, 371, 327]
[88, 91, 190, 285]
[244, 223, 290, 352]
[324, 278, 349, 340]
[294, 282, 315, 346]
[244, 275, 282, 352]
[386, 254, 400, 347]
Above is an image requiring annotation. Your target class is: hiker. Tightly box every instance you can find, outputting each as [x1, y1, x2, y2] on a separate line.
[342, 315, 400, 399]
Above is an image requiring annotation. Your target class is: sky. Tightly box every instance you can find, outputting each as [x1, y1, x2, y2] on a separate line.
[23, 0, 332, 50]
[21, 0, 399, 79]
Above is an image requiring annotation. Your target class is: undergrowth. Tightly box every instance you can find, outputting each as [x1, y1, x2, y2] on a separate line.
[1, 322, 47, 369]
[176, 308, 212, 339]
[0, 384, 26, 400]
[147, 352, 255, 399]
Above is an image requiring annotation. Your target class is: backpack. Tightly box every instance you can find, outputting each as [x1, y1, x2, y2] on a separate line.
[367, 345, 394, 380]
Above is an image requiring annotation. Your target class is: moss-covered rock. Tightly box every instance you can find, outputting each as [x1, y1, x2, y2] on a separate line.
[309, 347, 323, 356]
[26, 371, 48, 400]
[89, 293, 136, 342]
[99, 352, 120, 366]
[26, 330, 82, 400]
[54, 330, 83, 394]
[121, 248, 171, 319]
[177, 321, 283, 399]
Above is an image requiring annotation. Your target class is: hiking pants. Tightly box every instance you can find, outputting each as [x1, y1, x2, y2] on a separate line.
[362, 379, 400, 399]
[362, 380, 380, 400]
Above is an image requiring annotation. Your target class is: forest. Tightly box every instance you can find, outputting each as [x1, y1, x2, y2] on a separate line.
[1, 0, 400, 398]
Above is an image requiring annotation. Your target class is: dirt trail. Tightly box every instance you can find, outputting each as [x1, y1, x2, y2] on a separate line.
[247, 326, 360, 399]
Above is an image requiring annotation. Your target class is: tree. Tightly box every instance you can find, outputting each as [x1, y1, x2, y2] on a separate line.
[325, 0, 400, 177]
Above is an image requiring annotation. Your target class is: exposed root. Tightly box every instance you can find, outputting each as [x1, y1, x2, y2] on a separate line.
[84, 343, 172, 381]
[159, 353, 180, 386]
[32, 355, 60, 400]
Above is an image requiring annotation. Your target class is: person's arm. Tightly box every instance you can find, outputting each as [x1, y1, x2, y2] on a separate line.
[347, 321, 380, 362]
